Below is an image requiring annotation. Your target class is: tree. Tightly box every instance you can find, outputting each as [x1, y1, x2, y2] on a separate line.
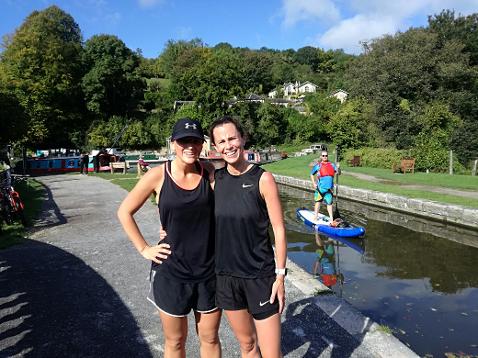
[412, 101, 462, 171]
[0, 88, 27, 144]
[428, 10, 478, 163]
[304, 92, 341, 122]
[158, 39, 205, 78]
[295, 46, 320, 71]
[255, 103, 287, 147]
[327, 99, 372, 149]
[344, 26, 473, 153]
[226, 101, 261, 145]
[241, 50, 274, 93]
[82, 34, 145, 119]
[0, 5, 85, 147]
[285, 109, 324, 144]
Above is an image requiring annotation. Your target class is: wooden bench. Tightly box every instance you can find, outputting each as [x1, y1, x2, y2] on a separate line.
[347, 155, 361, 167]
[393, 158, 415, 174]
[110, 161, 129, 174]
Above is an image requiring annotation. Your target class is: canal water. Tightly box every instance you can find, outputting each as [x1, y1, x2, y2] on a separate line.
[279, 185, 478, 357]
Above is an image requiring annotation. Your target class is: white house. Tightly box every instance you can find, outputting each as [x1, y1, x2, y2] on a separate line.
[330, 89, 348, 103]
[297, 81, 317, 95]
[268, 81, 318, 99]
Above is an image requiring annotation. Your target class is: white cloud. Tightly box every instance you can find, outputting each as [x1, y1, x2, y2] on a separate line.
[282, 0, 478, 54]
[318, 14, 399, 54]
[281, 0, 341, 28]
[138, 0, 163, 9]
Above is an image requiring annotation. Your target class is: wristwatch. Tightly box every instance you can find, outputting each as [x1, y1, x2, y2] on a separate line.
[275, 268, 288, 276]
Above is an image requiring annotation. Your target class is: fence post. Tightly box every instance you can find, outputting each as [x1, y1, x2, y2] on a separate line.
[449, 150, 453, 175]
[472, 159, 478, 176]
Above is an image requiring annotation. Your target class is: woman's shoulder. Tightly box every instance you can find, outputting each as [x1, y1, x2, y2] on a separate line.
[142, 163, 165, 181]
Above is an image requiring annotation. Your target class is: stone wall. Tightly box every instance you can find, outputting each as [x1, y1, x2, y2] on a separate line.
[273, 174, 478, 230]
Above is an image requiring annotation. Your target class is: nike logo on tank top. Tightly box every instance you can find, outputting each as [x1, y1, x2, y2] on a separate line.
[214, 164, 275, 278]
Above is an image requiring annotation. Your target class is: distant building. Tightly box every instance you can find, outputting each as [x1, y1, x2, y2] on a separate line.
[173, 100, 196, 111]
[268, 81, 318, 99]
[226, 93, 265, 107]
[330, 89, 348, 103]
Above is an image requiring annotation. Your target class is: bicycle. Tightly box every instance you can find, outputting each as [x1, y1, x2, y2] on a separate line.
[0, 174, 27, 228]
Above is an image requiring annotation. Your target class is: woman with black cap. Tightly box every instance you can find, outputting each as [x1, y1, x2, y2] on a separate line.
[118, 118, 221, 357]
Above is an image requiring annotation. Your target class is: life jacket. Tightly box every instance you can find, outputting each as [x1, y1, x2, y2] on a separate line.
[321, 274, 337, 287]
[319, 162, 335, 177]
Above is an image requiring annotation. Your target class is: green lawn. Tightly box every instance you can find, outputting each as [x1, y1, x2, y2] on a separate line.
[89, 172, 139, 192]
[263, 155, 478, 209]
[0, 178, 44, 249]
[91, 158, 478, 209]
[342, 166, 478, 190]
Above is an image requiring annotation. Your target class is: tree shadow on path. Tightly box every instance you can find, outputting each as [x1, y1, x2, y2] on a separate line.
[0, 239, 152, 357]
[282, 297, 363, 357]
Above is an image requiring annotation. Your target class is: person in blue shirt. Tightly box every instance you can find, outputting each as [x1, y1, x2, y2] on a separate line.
[312, 233, 339, 288]
[310, 150, 339, 223]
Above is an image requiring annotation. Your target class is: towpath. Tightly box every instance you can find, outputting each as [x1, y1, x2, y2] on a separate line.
[0, 174, 417, 357]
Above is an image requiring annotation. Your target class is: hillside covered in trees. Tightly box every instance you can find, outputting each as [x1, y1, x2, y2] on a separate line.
[1, 6, 477, 170]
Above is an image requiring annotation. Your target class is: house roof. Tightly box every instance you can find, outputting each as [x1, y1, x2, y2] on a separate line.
[299, 81, 317, 87]
[331, 89, 349, 95]
[245, 93, 263, 100]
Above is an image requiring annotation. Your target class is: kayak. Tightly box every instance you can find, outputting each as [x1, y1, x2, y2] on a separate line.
[296, 208, 366, 238]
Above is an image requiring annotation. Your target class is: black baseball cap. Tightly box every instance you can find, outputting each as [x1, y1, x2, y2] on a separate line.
[171, 118, 205, 142]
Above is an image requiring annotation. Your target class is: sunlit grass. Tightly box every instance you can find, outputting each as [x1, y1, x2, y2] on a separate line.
[263, 156, 478, 209]
[342, 166, 478, 190]
[88, 172, 139, 191]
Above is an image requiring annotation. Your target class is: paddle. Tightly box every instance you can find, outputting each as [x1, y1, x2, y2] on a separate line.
[333, 147, 341, 220]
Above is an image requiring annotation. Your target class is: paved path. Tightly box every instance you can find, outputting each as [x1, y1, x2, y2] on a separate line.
[342, 171, 478, 199]
[0, 174, 417, 357]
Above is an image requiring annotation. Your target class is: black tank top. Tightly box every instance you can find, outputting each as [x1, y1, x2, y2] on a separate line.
[214, 164, 275, 278]
[154, 161, 215, 282]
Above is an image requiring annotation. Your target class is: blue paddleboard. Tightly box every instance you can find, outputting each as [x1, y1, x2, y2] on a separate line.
[296, 208, 365, 238]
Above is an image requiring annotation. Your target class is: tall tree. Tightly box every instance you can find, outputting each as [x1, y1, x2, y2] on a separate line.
[295, 46, 320, 71]
[0, 88, 27, 144]
[428, 10, 478, 163]
[345, 27, 473, 152]
[0, 5, 85, 147]
[158, 39, 205, 79]
[82, 34, 145, 119]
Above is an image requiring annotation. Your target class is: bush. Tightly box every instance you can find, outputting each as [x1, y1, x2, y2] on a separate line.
[342, 147, 406, 168]
[411, 131, 465, 173]
[343, 146, 466, 173]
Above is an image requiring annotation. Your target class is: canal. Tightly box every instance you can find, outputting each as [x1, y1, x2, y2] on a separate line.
[279, 184, 478, 357]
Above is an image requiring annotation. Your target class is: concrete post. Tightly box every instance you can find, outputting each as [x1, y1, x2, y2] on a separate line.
[449, 150, 453, 175]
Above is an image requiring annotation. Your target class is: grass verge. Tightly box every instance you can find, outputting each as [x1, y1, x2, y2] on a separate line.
[263, 155, 478, 209]
[0, 179, 44, 250]
[88, 172, 139, 192]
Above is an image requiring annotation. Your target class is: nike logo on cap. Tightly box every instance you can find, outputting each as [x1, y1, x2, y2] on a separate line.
[242, 183, 253, 188]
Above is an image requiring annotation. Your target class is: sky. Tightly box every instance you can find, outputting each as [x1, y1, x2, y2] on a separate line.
[1, 0, 478, 58]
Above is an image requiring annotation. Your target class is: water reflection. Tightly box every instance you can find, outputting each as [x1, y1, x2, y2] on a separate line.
[279, 184, 478, 357]
[313, 233, 344, 290]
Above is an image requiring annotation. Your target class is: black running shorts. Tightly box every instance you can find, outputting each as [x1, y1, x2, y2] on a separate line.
[147, 270, 217, 317]
[216, 275, 279, 319]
